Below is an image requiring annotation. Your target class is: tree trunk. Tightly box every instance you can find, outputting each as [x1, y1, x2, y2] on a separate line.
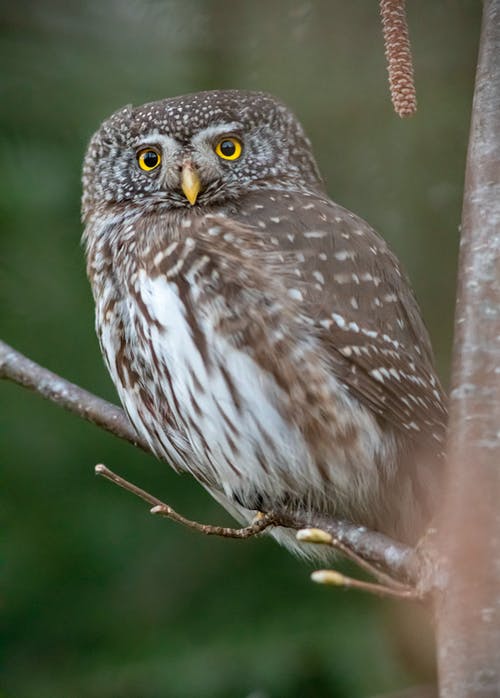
[436, 0, 500, 695]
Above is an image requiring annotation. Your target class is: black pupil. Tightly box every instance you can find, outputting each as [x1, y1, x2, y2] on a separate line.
[143, 151, 158, 168]
[220, 140, 236, 157]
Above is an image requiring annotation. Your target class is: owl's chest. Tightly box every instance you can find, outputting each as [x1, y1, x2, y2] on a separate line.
[97, 266, 312, 499]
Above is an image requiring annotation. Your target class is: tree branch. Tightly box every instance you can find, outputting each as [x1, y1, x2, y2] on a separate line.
[0, 339, 146, 451]
[1, 337, 420, 590]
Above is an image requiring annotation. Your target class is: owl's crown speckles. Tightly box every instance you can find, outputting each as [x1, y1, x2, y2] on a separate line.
[82, 90, 323, 221]
[119, 91, 301, 142]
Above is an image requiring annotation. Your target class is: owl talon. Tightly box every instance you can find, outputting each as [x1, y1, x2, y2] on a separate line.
[252, 511, 267, 524]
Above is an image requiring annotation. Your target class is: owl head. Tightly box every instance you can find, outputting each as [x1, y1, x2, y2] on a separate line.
[81, 90, 323, 222]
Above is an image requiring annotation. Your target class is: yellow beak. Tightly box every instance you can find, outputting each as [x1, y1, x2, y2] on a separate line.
[181, 163, 201, 206]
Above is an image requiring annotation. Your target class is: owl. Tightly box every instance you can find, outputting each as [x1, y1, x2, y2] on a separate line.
[82, 90, 446, 552]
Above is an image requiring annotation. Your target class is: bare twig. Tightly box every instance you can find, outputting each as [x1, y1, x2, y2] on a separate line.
[379, 0, 417, 118]
[297, 527, 411, 591]
[96, 463, 276, 538]
[311, 569, 420, 601]
[290, 514, 419, 584]
[1, 337, 420, 588]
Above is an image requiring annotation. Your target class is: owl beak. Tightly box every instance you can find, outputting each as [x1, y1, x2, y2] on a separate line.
[181, 163, 201, 206]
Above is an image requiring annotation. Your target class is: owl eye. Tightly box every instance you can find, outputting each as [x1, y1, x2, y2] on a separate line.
[137, 148, 162, 171]
[214, 137, 242, 161]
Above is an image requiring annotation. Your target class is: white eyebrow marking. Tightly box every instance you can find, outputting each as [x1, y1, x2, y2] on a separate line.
[191, 122, 243, 145]
[134, 133, 180, 151]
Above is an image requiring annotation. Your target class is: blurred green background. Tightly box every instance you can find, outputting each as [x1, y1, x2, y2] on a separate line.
[1, 2, 480, 696]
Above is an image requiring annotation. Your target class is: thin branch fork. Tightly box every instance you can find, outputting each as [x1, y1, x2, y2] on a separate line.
[1, 338, 421, 596]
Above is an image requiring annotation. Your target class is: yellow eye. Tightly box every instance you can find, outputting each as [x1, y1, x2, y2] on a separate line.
[214, 137, 242, 161]
[137, 148, 161, 171]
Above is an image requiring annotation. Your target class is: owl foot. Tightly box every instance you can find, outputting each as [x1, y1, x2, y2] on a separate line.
[252, 511, 267, 524]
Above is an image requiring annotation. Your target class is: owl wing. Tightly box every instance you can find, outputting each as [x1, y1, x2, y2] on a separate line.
[235, 189, 447, 447]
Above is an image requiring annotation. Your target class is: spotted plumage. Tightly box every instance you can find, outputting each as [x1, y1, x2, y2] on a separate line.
[82, 89, 446, 551]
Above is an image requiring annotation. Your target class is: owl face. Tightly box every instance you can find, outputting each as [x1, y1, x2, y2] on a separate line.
[82, 90, 323, 221]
